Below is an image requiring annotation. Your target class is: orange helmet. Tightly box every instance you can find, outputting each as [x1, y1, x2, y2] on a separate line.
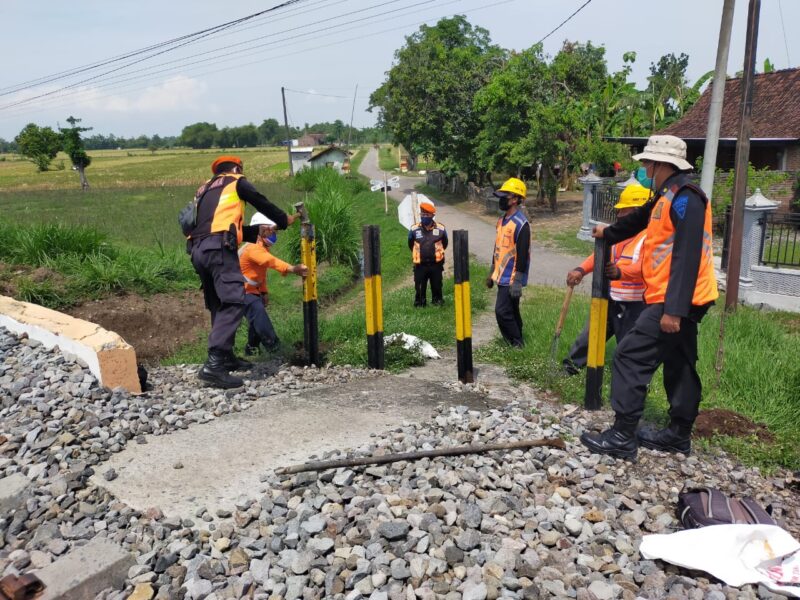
[211, 155, 243, 174]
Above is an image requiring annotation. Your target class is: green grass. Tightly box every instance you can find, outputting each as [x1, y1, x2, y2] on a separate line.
[534, 229, 593, 257]
[475, 286, 800, 472]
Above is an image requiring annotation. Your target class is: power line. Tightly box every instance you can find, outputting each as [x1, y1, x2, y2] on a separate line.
[777, 0, 792, 67]
[0, 0, 461, 117]
[1, 0, 515, 123]
[536, 0, 594, 45]
[0, 0, 314, 97]
[0, 0, 435, 112]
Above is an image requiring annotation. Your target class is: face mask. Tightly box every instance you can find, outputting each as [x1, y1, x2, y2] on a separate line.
[420, 216, 434, 227]
[498, 194, 513, 211]
[635, 166, 652, 189]
[264, 233, 277, 246]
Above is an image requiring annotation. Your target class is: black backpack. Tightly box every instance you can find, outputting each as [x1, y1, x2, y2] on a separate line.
[677, 487, 776, 528]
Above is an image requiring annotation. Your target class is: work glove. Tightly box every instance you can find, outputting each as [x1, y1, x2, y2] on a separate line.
[604, 261, 621, 280]
[510, 280, 523, 299]
[485, 275, 494, 289]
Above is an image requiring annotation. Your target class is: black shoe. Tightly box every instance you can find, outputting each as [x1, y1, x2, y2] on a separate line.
[263, 340, 281, 354]
[580, 420, 639, 460]
[222, 351, 253, 371]
[561, 360, 581, 376]
[244, 344, 259, 357]
[638, 422, 692, 454]
[198, 351, 244, 389]
[432, 299, 444, 307]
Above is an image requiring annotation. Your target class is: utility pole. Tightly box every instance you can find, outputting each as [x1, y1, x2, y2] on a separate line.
[347, 84, 358, 151]
[282, 86, 293, 176]
[700, 0, 736, 200]
[725, 0, 761, 310]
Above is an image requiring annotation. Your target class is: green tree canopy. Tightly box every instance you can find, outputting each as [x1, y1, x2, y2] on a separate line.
[15, 123, 62, 172]
[180, 122, 218, 149]
[59, 116, 92, 190]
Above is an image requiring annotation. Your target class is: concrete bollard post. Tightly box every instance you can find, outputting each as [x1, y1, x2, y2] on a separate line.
[738, 188, 779, 299]
[578, 172, 603, 241]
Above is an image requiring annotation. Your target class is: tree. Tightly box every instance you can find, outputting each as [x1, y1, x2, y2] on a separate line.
[180, 122, 218, 149]
[15, 123, 62, 172]
[646, 52, 693, 128]
[258, 118, 281, 145]
[370, 16, 504, 177]
[59, 116, 92, 190]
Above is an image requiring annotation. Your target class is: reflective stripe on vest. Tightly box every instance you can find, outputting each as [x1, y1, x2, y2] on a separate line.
[492, 210, 528, 286]
[208, 174, 245, 243]
[411, 222, 446, 264]
[641, 181, 719, 306]
[609, 231, 646, 302]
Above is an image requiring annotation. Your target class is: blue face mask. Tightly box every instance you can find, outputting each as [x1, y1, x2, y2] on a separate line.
[420, 216, 434, 227]
[635, 166, 652, 189]
[265, 233, 277, 246]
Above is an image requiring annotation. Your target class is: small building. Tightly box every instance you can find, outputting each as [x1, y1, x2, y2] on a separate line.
[289, 147, 314, 174]
[609, 68, 800, 171]
[307, 146, 351, 175]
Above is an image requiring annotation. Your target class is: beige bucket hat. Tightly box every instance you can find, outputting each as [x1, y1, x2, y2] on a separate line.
[632, 135, 693, 171]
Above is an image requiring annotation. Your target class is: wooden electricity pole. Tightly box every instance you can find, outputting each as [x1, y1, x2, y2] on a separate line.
[725, 0, 761, 309]
[282, 86, 293, 176]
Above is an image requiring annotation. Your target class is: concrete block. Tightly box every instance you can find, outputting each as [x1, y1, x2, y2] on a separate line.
[36, 536, 135, 600]
[0, 295, 141, 393]
[0, 473, 30, 513]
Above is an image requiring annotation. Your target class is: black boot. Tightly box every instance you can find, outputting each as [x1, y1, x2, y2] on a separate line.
[222, 351, 253, 372]
[580, 417, 639, 460]
[198, 351, 244, 389]
[638, 420, 692, 454]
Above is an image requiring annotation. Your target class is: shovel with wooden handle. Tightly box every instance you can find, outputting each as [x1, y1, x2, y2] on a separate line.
[549, 286, 574, 365]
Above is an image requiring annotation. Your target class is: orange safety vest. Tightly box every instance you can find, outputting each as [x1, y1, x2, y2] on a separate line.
[190, 173, 245, 243]
[641, 181, 718, 306]
[238, 242, 291, 295]
[410, 222, 446, 265]
[492, 210, 529, 286]
[580, 230, 647, 302]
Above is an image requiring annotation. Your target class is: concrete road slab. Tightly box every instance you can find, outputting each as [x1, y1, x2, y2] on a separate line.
[93, 375, 493, 519]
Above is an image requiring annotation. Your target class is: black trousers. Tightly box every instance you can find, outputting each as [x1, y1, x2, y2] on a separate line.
[610, 303, 702, 425]
[495, 285, 523, 347]
[413, 263, 444, 307]
[190, 235, 245, 354]
[564, 300, 645, 371]
[244, 293, 279, 350]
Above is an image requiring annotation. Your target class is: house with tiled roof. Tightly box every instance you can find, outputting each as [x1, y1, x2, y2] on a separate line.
[659, 67, 800, 171]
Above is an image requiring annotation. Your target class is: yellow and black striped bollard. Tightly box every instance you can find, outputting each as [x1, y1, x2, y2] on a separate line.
[300, 220, 319, 366]
[363, 225, 384, 369]
[453, 230, 474, 383]
[585, 237, 610, 409]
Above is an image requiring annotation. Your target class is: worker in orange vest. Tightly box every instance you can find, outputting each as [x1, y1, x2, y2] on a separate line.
[408, 199, 448, 307]
[563, 183, 650, 375]
[581, 135, 719, 460]
[239, 213, 308, 355]
[486, 177, 531, 347]
[186, 156, 298, 388]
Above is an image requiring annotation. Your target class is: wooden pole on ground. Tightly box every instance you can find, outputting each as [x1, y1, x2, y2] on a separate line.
[363, 225, 384, 369]
[296, 203, 319, 366]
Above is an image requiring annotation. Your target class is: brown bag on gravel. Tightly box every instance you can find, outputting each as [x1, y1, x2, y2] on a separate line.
[677, 487, 776, 529]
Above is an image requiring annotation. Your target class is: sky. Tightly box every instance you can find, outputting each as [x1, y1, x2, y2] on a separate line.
[1, 0, 797, 140]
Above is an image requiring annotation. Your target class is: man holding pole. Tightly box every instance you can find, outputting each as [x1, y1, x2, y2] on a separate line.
[580, 135, 718, 460]
[486, 177, 531, 348]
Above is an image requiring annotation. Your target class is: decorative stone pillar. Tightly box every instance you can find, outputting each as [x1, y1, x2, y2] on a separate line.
[739, 188, 779, 295]
[578, 172, 603, 241]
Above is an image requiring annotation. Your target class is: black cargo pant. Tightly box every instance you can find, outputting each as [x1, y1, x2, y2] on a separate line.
[190, 234, 245, 354]
[495, 284, 523, 347]
[609, 303, 702, 424]
[244, 293, 279, 350]
[413, 262, 444, 307]
[563, 299, 645, 372]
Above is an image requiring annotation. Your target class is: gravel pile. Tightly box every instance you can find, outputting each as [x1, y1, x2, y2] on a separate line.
[1, 327, 799, 600]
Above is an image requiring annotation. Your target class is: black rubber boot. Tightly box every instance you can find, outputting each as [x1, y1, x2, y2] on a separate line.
[580, 417, 639, 460]
[638, 420, 692, 454]
[222, 351, 253, 372]
[198, 351, 244, 389]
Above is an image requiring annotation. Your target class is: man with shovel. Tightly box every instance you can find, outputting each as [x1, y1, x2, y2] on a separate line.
[561, 183, 650, 375]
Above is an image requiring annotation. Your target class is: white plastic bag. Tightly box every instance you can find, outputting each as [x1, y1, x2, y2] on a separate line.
[383, 333, 440, 360]
[640, 524, 800, 596]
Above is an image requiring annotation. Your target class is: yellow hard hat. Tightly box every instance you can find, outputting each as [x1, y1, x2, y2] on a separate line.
[495, 177, 527, 200]
[614, 183, 652, 209]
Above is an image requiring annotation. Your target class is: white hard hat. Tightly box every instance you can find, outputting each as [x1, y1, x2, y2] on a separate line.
[250, 213, 276, 227]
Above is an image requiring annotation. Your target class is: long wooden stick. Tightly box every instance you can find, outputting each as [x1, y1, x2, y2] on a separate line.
[550, 286, 574, 361]
[275, 438, 566, 475]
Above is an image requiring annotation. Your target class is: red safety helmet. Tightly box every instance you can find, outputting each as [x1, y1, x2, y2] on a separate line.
[211, 155, 243, 174]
